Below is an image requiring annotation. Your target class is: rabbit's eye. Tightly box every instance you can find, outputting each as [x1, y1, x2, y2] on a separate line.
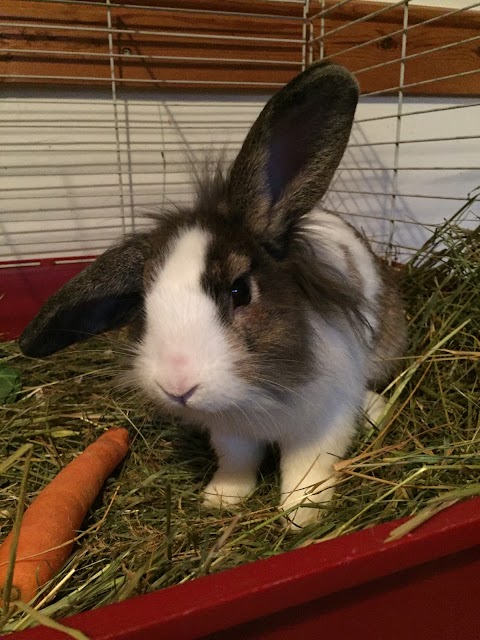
[230, 276, 251, 309]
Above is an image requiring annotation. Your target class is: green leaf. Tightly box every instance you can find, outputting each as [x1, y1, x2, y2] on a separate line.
[0, 365, 22, 405]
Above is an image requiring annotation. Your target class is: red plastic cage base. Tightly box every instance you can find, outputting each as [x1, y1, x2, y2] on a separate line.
[10, 498, 480, 640]
[2, 259, 479, 639]
[0, 258, 94, 341]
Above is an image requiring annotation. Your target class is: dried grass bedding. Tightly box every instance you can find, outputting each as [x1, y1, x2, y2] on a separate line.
[0, 212, 479, 634]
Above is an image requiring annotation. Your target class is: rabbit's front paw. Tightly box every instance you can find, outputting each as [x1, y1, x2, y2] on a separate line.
[202, 471, 256, 509]
[280, 486, 335, 530]
[363, 390, 389, 426]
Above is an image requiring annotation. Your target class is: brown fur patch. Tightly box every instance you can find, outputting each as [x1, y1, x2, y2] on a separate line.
[341, 244, 362, 291]
[227, 253, 251, 279]
[217, 200, 229, 216]
[181, 217, 316, 397]
[367, 261, 408, 389]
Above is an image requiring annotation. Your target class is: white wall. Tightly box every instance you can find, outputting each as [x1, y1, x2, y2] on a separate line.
[329, 96, 480, 258]
[1, 85, 478, 262]
[0, 87, 265, 260]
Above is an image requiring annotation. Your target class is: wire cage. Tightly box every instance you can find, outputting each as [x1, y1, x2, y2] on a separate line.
[0, 1, 479, 638]
[1, 0, 479, 268]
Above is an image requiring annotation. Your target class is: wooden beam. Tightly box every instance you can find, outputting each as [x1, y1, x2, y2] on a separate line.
[1, 0, 479, 95]
[312, 1, 480, 97]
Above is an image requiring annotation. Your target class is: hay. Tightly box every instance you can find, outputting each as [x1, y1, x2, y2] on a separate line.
[1, 210, 479, 633]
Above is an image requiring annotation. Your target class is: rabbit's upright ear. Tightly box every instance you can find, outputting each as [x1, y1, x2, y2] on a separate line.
[19, 234, 151, 357]
[228, 62, 358, 256]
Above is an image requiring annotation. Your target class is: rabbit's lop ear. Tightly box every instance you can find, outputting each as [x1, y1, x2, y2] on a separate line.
[228, 62, 359, 256]
[19, 234, 151, 357]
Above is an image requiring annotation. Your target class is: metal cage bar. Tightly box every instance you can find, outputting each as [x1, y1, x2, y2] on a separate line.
[1, 0, 479, 261]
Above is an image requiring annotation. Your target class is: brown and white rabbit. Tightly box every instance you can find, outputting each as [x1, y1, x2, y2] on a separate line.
[19, 62, 407, 529]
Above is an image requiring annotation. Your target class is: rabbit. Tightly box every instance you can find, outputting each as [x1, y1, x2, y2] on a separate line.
[19, 62, 407, 529]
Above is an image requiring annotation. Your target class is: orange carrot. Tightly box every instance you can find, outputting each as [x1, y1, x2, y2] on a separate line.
[0, 427, 129, 605]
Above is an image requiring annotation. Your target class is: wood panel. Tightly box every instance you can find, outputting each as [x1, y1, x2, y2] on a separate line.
[316, 21, 480, 96]
[0, 0, 305, 89]
[0, 0, 479, 95]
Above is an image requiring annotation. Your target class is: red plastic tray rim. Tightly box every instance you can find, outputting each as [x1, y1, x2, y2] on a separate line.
[11, 497, 480, 640]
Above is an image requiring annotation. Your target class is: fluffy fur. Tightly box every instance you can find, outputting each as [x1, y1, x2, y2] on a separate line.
[133, 209, 403, 527]
[19, 62, 407, 529]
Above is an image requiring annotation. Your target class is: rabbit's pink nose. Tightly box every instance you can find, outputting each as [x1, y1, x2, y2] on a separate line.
[159, 383, 199, 406]
[168, 353, 189, 368]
